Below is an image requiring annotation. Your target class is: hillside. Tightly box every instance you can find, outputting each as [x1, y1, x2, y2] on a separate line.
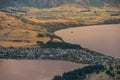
[0, 0, 120, 8]
[53, 64, 120, 80]
[0, 12, 63, 47]
[0, 0, 120, 47]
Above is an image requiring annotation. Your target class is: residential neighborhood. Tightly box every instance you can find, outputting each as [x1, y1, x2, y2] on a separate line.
[0, 46, 119, 64]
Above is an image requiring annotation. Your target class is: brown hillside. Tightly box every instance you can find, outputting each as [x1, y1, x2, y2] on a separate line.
[0, 12, 62, 47]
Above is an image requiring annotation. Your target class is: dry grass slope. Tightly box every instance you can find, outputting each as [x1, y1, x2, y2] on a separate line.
[0, 12, 62, 47]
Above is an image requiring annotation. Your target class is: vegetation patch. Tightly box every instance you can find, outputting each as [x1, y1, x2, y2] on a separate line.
[45, 34, 63, 41]
[37, 41, 81, 49]
[53, 64, 106, 80]
[37, 34, 44, 37]
[10, 40, 30, 43]
[53, 64, 120, 80]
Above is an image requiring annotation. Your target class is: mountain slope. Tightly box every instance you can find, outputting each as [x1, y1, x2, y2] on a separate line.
[0, 12, 63, 47]
[0, 0, 120, 8]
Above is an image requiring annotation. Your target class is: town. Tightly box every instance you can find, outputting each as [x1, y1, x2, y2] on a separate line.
[0, 46, 120, 64]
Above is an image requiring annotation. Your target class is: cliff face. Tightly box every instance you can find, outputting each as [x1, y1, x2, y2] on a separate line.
[0, 0, 120, 8]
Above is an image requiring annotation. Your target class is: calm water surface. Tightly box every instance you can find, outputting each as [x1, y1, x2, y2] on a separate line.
[0, 59, 84, 80]
[55, 24, 120, 58]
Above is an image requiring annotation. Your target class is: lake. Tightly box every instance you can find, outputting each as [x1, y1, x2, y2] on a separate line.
[0, 59, 84, 80]
[55, 24, 120, 58]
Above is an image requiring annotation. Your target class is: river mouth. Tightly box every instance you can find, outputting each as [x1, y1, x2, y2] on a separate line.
[55, 24, 120, 58]
[0, 59, 84, 80]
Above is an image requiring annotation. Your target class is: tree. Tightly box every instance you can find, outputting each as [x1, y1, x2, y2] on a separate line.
[53, 76, 63, 80]
[105, 70, 114, 77]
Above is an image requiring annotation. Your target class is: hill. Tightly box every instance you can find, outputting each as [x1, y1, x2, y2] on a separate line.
[0, 11, 63, 47]
[0, 0, 120, 8]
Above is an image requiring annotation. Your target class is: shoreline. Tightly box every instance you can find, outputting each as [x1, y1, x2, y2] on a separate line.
[0, 59, 87, 66]
[0, 46, 120, 64]
[54, 23, 120, 33]
[54, 24, 120, 58]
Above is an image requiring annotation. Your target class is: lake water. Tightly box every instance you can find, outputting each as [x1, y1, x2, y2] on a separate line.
[0, 59, 84, 80]
[55, 24, 120, 58]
